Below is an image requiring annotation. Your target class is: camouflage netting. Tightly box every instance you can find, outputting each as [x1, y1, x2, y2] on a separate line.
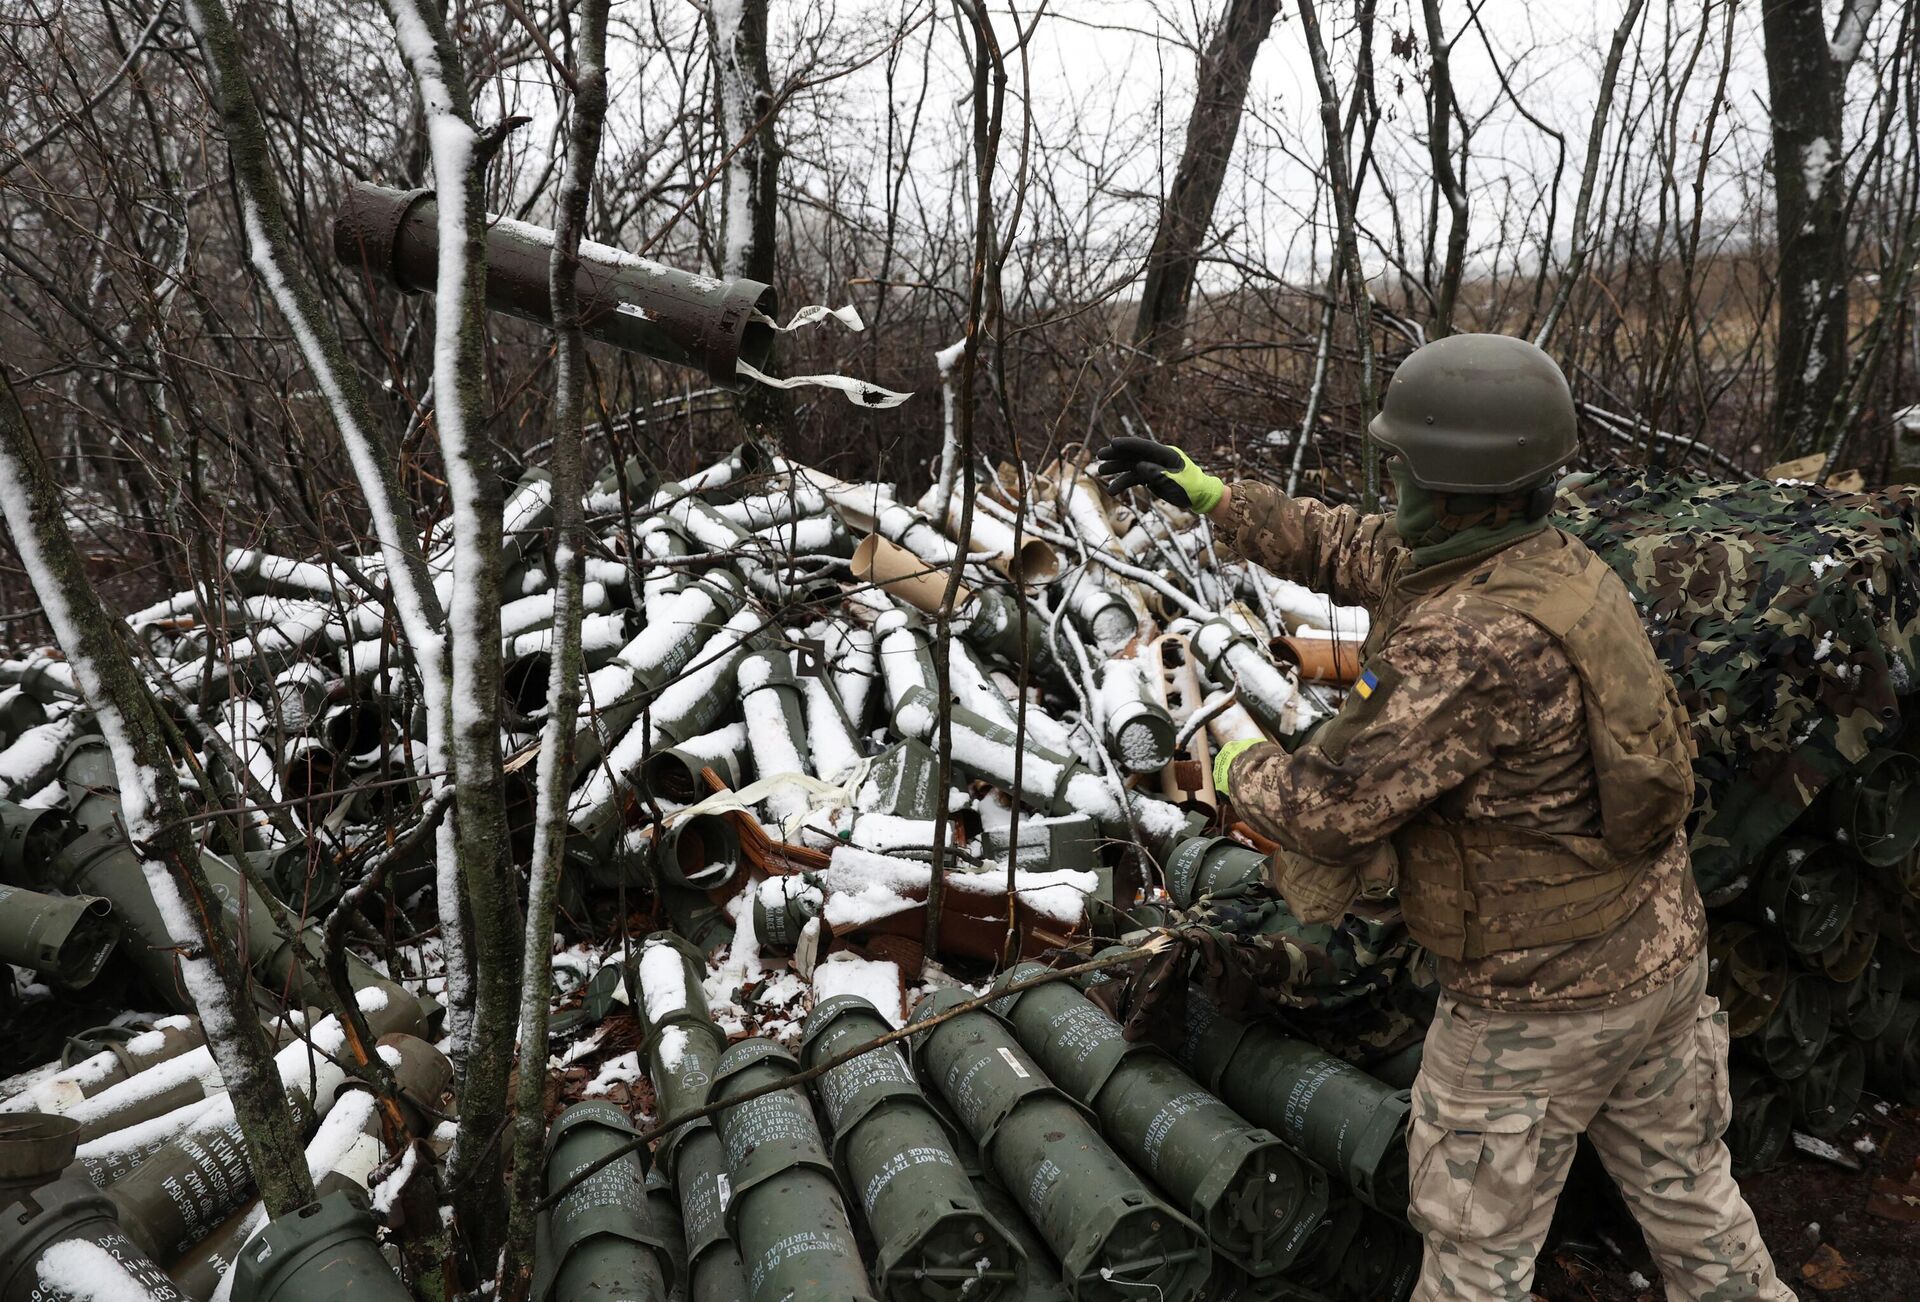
[1555, 471, 1920, 900]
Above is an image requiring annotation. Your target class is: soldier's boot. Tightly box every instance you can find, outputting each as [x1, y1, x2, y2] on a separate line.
[1407, 954, 1796, 1302]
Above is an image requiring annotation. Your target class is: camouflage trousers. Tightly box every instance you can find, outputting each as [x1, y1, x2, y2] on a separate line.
[1408, 952, 1795, 1302]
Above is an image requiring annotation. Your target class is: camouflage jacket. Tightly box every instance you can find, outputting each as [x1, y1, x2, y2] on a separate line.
[1212, 481, 1706, 1011]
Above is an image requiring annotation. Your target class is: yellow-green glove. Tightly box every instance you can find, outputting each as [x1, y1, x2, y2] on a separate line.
[1093, 436, 1225, 514]
[1212, 738, 1261, 799]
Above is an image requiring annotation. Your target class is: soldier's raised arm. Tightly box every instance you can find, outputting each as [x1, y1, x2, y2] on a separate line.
[1092, 437, 1403, 609]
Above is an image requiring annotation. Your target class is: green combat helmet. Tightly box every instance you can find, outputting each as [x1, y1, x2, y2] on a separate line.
[1368, 333, 1577, 493]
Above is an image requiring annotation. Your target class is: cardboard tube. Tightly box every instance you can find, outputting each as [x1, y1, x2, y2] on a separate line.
[934, 497, 1061, 587]
[851, 533, 969, 615]
[1271, 634, 1364, 686]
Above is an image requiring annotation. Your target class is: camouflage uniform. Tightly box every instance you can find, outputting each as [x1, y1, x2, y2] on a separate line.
[1214, 481, 1792, 1302]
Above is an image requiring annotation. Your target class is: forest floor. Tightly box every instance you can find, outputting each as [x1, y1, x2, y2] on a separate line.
[1533, 1100, 1920, 1301]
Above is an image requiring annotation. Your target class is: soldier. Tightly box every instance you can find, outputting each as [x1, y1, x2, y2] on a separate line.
[1096, 334, 1794, 1302]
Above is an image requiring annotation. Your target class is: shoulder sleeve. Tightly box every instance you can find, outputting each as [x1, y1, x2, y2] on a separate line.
[1230, 604, 1529, 869]
[1213, 481, 1405, 610]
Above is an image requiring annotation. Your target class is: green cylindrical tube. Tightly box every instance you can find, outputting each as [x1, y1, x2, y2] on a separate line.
[230, 1190, 409, 1302]
[0, 1170, 188, 1302]
[737, 650, 814, 829]
[800, 995, 1026, 1301]
[1, 1017, 204, 1118]
[1738, 837, 1857, 955]
[0, 884, 118, 988]
[1867, 999, 1919, 1103]
[334, 183, 775, 386]
[752, 877, 823, 956]
[1787, 1036, 1865, 1139]
[653, 814, 742, 892]
[1707, 923, 1789, 1038]
[961, 590, 1051, 672]
[859, 740, 945, 820]
[1097, 660, 1176, 777]
[659, 887, 734, 958]
[1191, 620, 1298, 739]
[1174, 989, 1409, 1219]
[891, 685, 1086, 817]
[990, 965, 1326, 1276]
[536, 1101, 672, 1302]
[630, 935, 750, 1302]
[1163, 836, 1270, 909]
[981, 814, 1099, 876]
[968, 1174, 1071, 1302]
[1755, 974, 1831, 1080]
[0, 801, 66, 889]
[1725, 1066, 1792, 1173]
[0, 688, 46, 743]
[1838, 947, 1902, 1041]
[710, 1038, 876, 1302]
[639, 730, 748, 806]
[1825, 747, 1920, 868]
[644, 1164, 689, 1302]
[1287, 1199, 1419, 1302]
[908, 988, 1210, 1302]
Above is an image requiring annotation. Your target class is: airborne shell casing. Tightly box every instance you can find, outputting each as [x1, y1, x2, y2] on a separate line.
[907, 988, 1210, 1302]
[800, 995, 1026, 1301]
[1175, 989, 1410, 1219]
[536, 1100, 672, 1302]
[333, 182, 775, 388]
[0, 883, 119, 989]
[230, 1190, 408, 1302]
[710, 1038, 876, 1302]
[0, 1169, 187, 1302]
[989, 965, 1327, 1276]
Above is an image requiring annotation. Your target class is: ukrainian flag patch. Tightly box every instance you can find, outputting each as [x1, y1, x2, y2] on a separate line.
[1353, 668, 1379, 700]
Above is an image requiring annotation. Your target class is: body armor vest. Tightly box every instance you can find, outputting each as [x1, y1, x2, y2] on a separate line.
[1391, 530, 1695, 961]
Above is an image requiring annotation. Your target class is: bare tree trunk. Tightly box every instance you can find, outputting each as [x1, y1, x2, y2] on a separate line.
[1297, 0, 1381, 507]
[710, 0, 789, 442]
[1131, 0, 1281, 366]
[1762, 0, 1878, 455]
[502, 0, 610, 1291]
[380, 0, 522, 1268]
[0, 375, 314, 1214]
[1420, 0, 1467, 336]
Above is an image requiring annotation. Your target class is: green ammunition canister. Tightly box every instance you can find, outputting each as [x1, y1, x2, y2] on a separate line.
[1756, 974, 1832, 1080]
[1787, 1035, 1865, 1139]
[1725, 1066, 1793, 1173]
[1825, 747, 1920, 868]
[1838, 948, 1903, 1040]
[644, 1164, 689, 1302]
[908, 988, 1210, 1302]
[0, 883, 119, 988]
[710, 1038, 876, 1302]
[0, 801, 66, 888]
[1174, 989, 1408, 1219]
[968, 1173, 1071, 1302]
[535, 1101, 672, 1302]
[1163, 836, 1270, 909]
[990, 965, 1326, 1276]
[800, 994, 1025, 1301]
[1286, 1198, 1418, 1302]
[230, 1190, 409, 1302]
[1867, 999, 1919, 1103]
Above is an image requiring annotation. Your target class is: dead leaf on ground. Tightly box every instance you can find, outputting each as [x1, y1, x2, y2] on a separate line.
[1800, 1243, 1863, 1292]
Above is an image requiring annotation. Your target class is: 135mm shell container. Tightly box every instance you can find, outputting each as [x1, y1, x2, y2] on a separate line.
[800, 995, 1025, 1301]
[1175, 990, 1409, 1219]
[0, 883, 118, 988]
[989, 965, 1325, 1276]
[631, 935, 751, 1302]
[536, 1100, 672, 1302]
[335, 183, 774, 387]
[710, 1038, 876, 1302]
[1726, 1066, 1793, 1172]
[907, 988, 1209, 1302]
[1163, 836, 1270, 909]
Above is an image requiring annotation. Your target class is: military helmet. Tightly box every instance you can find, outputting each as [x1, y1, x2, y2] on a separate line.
[1368, 333, 1577, 494]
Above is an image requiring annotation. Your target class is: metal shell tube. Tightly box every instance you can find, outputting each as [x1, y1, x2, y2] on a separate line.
[1755, 974, 1832, 1080]
[0, 884, 119, 988]
[1725, 1066, 1792, 1172]
[643, 1164, 690, 1302]
[907, 988, 1210, 1302]
[536, 1100, 672, 1302]
[652, 814, 742, 892]
[1, 1018, 204, 1118]
[710, 1038, 876, 1302]
[631, 936, 753, 1302]
[737, 650, 814, 830]
[229, 1189, 409, 1302]
[1786, 1036, 1865, 1139]
[1739, 837, 1857, 955]
[1174, 990, 1409, 1219]
[1162, 836, 1271, 910]
[638, 724, 749, 806]
[1097, 660, 1175, 777]
[1707, 923, 1789, 1038]
[0, 801, 66, 889]
[0, 1169, 187, 1302]
[989, 966, 1326, 1276]
[890, 686, 1081, 817]
[959, 590, 1050, 673]
[1191, 620, 1300, 739]
[1838, 949, 1902, 1041]
[334, 182, 774, 387]
[800, 995, 1026, 1301]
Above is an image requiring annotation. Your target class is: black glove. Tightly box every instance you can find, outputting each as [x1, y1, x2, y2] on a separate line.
[1093, 436, 1225, 513]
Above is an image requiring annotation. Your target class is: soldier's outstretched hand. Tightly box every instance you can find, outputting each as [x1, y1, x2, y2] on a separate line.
[1094, 436, 1225, 514]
